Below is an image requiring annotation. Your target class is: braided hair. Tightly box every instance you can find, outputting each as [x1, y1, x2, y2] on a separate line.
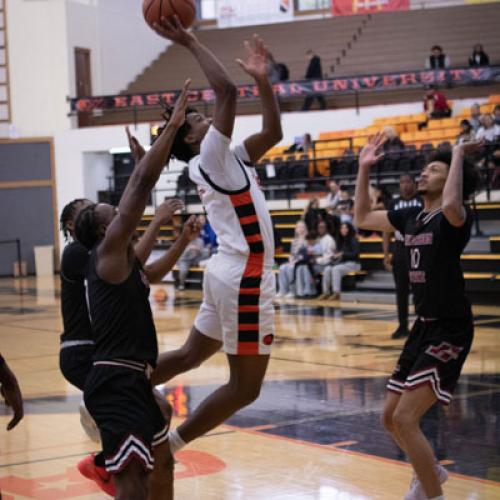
[157, 104, 198, 163]
[60, 199, 89, 241]
[74, 204, 100, 250]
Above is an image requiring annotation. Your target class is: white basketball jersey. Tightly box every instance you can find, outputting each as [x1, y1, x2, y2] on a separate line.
[188, 126, 274, 268]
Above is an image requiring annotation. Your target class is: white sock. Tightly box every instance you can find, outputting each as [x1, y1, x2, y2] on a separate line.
[168, 428, 187, 454]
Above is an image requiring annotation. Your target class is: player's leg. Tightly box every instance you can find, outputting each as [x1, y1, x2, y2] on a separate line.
[113, 460, 149, 500]
[173, 353, 269, 446]
[148, 440, 174, 500]
[393, 385, 441, 498]
[151, 327, 222, 385]
[380, 391, 408, 453]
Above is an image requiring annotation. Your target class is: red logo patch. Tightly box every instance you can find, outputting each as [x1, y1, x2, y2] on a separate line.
[263, 334, 274, 346]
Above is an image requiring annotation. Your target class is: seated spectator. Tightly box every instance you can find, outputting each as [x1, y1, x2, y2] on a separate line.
[321, 223, 361, 301]
[325, 180, 340, 210]
[286, 133, 313, 154]
[425, 45, 450, 69]
[476, 114, 500, 142]
[424, 86, 451, 120]
[382, 126, 405, 154]
[277, 220, 307, 298]
[295, 221, 336, 298]
[337, 189, 354, 224]
[294, 231, 320, 298]
[469, 44, 490, 67]
[494, 105, 500, 126]
[198, 214, 217, 259]
[268, 51, 289, 83]
[303, 196, 322, 231]
[456, 119, 476, 144]
[370, 185, 390, 210]
[470, 103, 482, 131]
[175, 227, 206, 291]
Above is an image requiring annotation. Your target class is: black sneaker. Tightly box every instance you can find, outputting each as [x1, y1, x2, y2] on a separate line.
[391, 327, 409, 339]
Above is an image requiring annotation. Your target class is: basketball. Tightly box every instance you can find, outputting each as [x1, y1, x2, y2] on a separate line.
[143, 0, 196, 30]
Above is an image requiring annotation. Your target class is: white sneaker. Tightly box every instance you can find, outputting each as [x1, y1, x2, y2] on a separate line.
[276, 292, 285, 298]
[285, 292, 295, 298]
[79, 400, 101, 443]
[404, 464, 449, 500]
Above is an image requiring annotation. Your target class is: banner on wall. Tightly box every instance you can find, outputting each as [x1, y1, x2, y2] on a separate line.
[217, 0, 293, 28]
[70, 66, 500, 113]
[332, 0, 409, 16]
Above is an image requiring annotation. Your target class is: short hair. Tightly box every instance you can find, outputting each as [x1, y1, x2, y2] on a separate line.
[460, 119, 471, 128]
[431, 45, 443, 52]
[400, 173, 416, 182]
[74, 204, 100, 250]
[429, 150, 479, 200]
[158, 105, 198, 163]
[60, 199, 87, 241]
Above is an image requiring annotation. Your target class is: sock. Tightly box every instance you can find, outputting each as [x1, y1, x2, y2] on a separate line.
[93, 452, 105, 468]
[168, 428, 187, 454]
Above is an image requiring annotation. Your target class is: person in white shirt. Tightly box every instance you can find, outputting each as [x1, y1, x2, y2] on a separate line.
[325, 180, 341, 210]
[475, 114, 500, 143]
[149, 18, 282, 456]
[295, 220, 336, 297]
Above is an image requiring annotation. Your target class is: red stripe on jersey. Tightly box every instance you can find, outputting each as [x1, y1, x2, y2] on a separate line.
[238, 324, 260, 331]
[229, 191, 253, 208]
[245, 234, 263, 244]
[238, 305, 260, 312]
[239, 215, 258, 225]
[237, 342, 259, 355]
[239, 287, 261, 295]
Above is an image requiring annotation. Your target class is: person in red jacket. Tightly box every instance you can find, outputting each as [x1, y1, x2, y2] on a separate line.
[424, 86, 451, 120]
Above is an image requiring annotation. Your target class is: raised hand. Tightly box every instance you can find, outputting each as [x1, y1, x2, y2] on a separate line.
[454, 138, 485, 156]
[236, 34, 269, 81]
[126, 126, 146, 163]
[359, 132, 386, 170]
[155, 199, 184, 223]
[169, 79, 191, 129]
[181, 215, 202, 241]
[152, 15, 197, 47]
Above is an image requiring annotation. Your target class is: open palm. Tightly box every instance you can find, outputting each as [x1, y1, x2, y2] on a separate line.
[359, 132, 386, 169]
[237, 35, 269, 80]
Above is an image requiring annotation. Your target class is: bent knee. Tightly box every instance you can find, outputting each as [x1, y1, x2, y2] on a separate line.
[231, 383, 262, 407]
[392, 408, 418, 432]
[380, 411, 395, 432]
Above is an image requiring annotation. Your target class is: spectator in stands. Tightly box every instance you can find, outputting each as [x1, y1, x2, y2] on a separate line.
[175, 227, 206, 291]
[302, 50, 326, 111]
[303, 197, 322, 231]
[382, 126, 405, 154]
[321, 223, 361, 301]
[470, 103, 482, 131]
[286, 133, 313, 153]
[267, 52, 289, 83]
[294, 231, 320, 298]
[423, 86, 451, 121]
[494, 105, 500, 126]
[337, 188, 354, 224]
[425, 45, 450, 69]
[371, 185, 390, 211]
[476, 114, 500, 142]
[456, 119, 476, 145]
[469, 44, 490, 67]
[296, 221, 336, 298]
[325, 180, 341, 210]
[198, 214, 217, 256]
[277, 220, 307, 298]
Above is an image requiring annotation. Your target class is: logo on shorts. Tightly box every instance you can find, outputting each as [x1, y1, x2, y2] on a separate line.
[425, 342, 463, 363]
[263, 334, 274, 346]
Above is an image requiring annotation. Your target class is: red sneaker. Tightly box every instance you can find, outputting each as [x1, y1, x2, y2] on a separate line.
[77, 454, 116, 497]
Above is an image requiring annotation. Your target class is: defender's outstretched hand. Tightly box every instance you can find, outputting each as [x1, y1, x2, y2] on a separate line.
[153, 15, 197, 47]
[236, 35, 269, 81]
[126, 126, 146, 163]
[169, 79, 192, 129]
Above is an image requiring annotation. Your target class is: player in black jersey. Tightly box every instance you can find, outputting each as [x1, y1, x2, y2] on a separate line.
[382, 175, 422, 339]
[73, 82, 190, 500]
[354, 133, 481, 500]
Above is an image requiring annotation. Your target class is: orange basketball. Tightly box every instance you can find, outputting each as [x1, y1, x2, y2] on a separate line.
[143, 0, 196, 30]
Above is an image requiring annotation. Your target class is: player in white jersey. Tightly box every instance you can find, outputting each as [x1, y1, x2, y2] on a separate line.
[150, 17, 282, 453]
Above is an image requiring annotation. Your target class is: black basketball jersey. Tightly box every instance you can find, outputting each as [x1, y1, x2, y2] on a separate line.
[85, 249, 158, 367]
[388, 195, 422, 242]
[60, 242, 92, 343]
[388, 206, 472, 319]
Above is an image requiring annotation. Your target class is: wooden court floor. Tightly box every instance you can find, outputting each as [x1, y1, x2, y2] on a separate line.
[0, 276, 499, 499]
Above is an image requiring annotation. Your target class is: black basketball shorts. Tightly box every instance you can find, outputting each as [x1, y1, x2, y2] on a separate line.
[387, 317, 474, 405]
[59, 343, 94, 391]
[84, 362, 168, 474]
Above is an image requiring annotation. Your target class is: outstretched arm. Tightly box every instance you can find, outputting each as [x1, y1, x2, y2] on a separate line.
[153, 16, 237, 139]
[442, 140, 482, 227]
[354, 133, 395, 232]
[236, 35, 283, 163]
[144, 216, 202, 283]
[100, 81, 190, 263]
[135, 199, 184, 265]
